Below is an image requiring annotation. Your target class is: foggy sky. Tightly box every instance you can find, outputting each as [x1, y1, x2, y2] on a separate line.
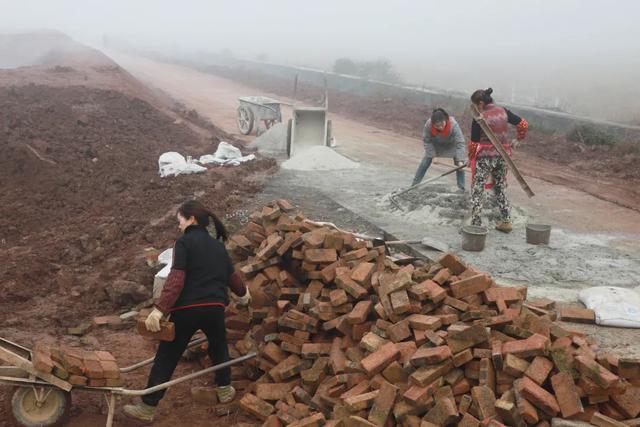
[2, 0, 639, 121]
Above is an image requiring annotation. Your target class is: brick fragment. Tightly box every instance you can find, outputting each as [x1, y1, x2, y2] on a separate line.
[458, 413, 481, 427]
[550, 372, 584, 418]
[347, 300, 373, 325]
[453, 349, 474, 367]
[330, 289, 349, 307]
[387, 320, 411, 343]
[495, 399, 527, 427]
[406, 314, 442, 331]
[410, 360, 453, 387]
[618, 358, 640, 380]
[389, 289, 411, 314]
[611, 385, 640, 418]
[240, 393, 275, 421]
[288, 413, 326, 427]
[351, 262, 375, 285]
[501, 333, 548, 359]
[344, 390, 379, 411]
[335, 274, 368, 300]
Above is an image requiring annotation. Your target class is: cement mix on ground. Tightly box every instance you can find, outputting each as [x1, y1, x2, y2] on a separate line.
[249, 122, 287, 153]
[282, 145, 359, 171]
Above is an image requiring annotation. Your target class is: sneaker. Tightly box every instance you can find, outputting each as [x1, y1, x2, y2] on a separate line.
[216, 385, 236, 404]
[495, 221, 513, 233]
[123, 401, 155, 423]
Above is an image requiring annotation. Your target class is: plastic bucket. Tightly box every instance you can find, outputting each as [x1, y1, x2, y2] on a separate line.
[526, 223, 551, 245]
[461, 225, 488, 251]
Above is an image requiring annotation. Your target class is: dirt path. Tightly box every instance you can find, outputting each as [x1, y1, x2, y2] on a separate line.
[111, 53, 640, 238]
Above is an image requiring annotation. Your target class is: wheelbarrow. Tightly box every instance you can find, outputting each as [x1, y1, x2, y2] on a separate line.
[236, 96, 286, 135]
[0, 336, 256, 427]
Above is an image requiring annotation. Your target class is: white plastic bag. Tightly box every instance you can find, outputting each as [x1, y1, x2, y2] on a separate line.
[214, 141, 243, 160]
[578, 286, 640, 328]
[199, 142, 256, 166]
[158, 152, 207, 177]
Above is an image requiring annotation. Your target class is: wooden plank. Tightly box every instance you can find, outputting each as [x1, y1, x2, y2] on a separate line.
[470, 104, 535, 198]
[0, 346, 73, 391]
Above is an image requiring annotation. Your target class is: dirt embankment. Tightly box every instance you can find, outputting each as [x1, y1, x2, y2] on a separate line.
[192, 63, 640, 210]
[0, 36, 276, 335]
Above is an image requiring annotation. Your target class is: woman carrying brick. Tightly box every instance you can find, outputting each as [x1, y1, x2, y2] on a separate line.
[469, 88, 528, 233]
[124, 200, 251, 423]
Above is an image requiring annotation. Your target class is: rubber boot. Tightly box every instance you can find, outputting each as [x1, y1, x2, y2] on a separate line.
[216, 385, 236, 404]
[495, 221, 513, 233]
[123, 401, 156, 423]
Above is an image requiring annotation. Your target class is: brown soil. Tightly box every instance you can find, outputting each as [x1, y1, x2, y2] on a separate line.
[194, 63, 640, 211]
[0, 34, 274, 426]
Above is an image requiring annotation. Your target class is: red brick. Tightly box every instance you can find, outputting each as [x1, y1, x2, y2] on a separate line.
[574, 355, 620, 389]
[591, 412, 627, 427]
[301, 343, 332, 359]
[335, 274, 368, 300]
[524, 356, 554, 385]
[240, 393, 275, 421]
[83, 358, 104, 379]
[360, 343, 399, 377]
[453, 349, 474, 367]
[494, 399, 527, 427]
[501, 333, 548, 359]
[513, 388, 539, 425]
[444, 296, 470, 312]
[479, 358, 495, 394]
[483, 286, 525, 303]
[32, 345, 54, 374]
[351, 262, 375, 285]
[288, 413, 326, 427]
[406, 314, 442, 331]
[395, 341, 418, 364]
[136, 318, 175, 342]
[458, 413, 481, 427]
[491, 340, 503, 371]
[471, 385, 496, 420]
[330, 289, 349, 307]
[515, 377, 560, 417]
[403, 385, 433, 405]
[437, 252, 466, 275]
[304, 248, 337, 263]
[446, 324, 490, 354]
[618, 358, 640, 380]
[68, 374, 88, 386]
[367, 380, 398, 425]
[410, 346, 452, 367]
[344, 390, 379, 411]
[433, 268, 451, 285]
[450, 274, 492, 299]
[610, 385, 640, 418]
[389, 289, 411, 314]
[410, 360, 453, 387]
[560, 306, 596, 324]
[347, 300, 373, 325]
[387, 320, 411, 343]
[550, 372, 584, 418]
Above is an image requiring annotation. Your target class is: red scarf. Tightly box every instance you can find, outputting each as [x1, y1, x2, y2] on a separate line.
[430, 118, 452, 138]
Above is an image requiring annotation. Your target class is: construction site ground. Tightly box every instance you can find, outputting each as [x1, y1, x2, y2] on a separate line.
[1, 36, 639, 426]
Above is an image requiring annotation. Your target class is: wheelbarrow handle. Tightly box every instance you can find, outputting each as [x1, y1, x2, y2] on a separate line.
[116, 352, 257, 396]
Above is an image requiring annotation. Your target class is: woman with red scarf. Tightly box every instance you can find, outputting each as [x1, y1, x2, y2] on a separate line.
[412, 108, 467, 191]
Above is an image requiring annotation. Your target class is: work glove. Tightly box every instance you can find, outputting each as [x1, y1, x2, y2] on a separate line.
[145, 308, 164, 332]
[455, 160, 465, 167]
[235, 288, 252, 307]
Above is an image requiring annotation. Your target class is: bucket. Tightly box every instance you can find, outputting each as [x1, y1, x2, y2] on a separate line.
[461, 225, 488, 251]
[526, 223, 551, 245]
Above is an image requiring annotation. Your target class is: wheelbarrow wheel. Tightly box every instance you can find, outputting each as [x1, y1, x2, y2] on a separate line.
[236, 105, 254, 135]
[10, 386, 70, 427]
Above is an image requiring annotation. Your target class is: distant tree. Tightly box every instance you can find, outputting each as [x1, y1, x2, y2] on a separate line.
[332, 58, 358, 75]
[332, 57, 402, 84]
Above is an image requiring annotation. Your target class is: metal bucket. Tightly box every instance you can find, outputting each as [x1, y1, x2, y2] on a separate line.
[461, 225, 488, 251]
[526, 223, 551, 245]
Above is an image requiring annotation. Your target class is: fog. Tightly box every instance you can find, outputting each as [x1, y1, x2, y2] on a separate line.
[2, 0, 639, 122]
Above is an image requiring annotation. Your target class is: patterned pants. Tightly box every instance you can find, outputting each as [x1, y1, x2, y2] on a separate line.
[471, 156, 510, 226]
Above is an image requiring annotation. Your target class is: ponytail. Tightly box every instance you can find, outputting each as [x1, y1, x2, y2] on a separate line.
[471, 87, 494, 105]
[208, 211, 228, 242]
[177, 199, 228, 241]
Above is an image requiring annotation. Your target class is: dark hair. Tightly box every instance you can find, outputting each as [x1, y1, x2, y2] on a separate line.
[431, 108, 449, 123]
[471, 87, 494, 105]
[178, 200, 228, 241]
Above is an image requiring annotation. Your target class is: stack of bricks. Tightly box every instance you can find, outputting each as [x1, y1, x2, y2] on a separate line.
[32, 344, 123, 388]
[222, 201, 640, 427]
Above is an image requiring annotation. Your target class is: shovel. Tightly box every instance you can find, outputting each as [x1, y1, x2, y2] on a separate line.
[389, 162, 468, 210]
[373, 236, 450, 252]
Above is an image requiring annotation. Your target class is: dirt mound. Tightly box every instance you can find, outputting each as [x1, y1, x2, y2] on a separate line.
[0, 82, 275, 330]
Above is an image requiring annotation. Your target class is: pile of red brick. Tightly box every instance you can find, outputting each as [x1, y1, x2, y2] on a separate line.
[222, 201, 640, 427]
[33, 344, 123, 388]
